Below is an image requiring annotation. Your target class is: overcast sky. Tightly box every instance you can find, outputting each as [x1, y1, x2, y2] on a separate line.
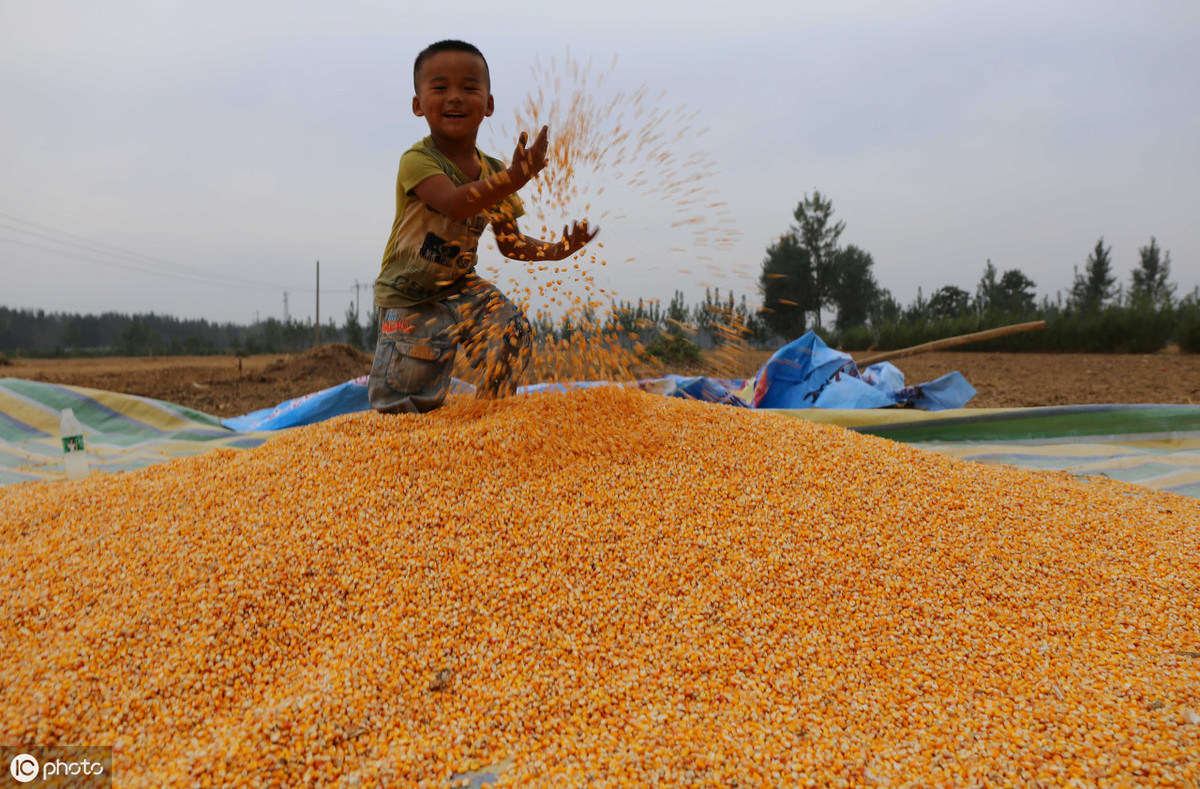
[2, 0, 1197, 326]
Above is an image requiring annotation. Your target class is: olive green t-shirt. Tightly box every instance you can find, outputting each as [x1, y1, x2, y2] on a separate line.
[374, 137, 524, 308]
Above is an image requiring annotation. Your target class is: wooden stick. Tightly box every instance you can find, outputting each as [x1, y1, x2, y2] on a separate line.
[854, 321, 1046, 367]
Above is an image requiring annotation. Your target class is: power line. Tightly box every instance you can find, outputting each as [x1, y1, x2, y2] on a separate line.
[0, 213, 223, 278]
[0, 211, 316, 292]
[0, 234, 292, 291]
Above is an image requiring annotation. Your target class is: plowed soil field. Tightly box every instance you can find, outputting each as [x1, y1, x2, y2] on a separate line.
[4, 344, 1199, 418]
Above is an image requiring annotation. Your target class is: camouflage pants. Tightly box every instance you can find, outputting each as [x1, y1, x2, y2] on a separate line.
[368, 278, 532, 414]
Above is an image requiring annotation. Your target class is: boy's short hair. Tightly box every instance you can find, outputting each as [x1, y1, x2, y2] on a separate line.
[413, 40, 490, 91]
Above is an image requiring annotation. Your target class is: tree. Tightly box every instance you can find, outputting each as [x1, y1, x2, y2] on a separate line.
[63, 317, 84, 350]
[830, 245, 881, 330]
[1071, 237, 1118, 314]
[927, 286, 972, 320]
[1130, 236, 1175, 308]
[692, 289, 750, 347]
[901, 287, 930, 324]
[119, 315, 161, 356]
[609, 298, 662, 335]
[975, 260, 1004, 314]
[692, 289, 718, 337]
[793, 190, 845, 330]
[870, 290, 901, 328]
[758, 233, 813, 340]
[342, 302, 362, 349]
[531, 312, 557, 342]
[995, 269, 1037, 314]
[732, 293, 772, 347]
[363, 306, 380, 350]
[665, 290, 690, 330]
[282, 316, 311, 351]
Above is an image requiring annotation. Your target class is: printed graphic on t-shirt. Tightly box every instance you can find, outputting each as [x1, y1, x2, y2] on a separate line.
[419, 233, 460, 266]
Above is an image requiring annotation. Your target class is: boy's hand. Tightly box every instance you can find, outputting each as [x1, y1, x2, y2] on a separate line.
[510, 125, 550, 182]
[416, 127, 550, 222]
[555, 220, 598, 258]
[491, 218, 598, 261]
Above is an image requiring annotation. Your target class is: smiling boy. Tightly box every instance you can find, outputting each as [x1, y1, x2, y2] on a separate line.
[369, 39, 596, 414]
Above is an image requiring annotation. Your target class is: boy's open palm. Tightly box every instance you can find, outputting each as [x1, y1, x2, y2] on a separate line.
[512, 126, 550, 181]
[557, 220, 598, 258]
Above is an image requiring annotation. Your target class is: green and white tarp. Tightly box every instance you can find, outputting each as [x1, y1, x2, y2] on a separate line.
[771, 404, 1200, 499]
[3, 377, 1199, 499]
[0, 378, 269, 486]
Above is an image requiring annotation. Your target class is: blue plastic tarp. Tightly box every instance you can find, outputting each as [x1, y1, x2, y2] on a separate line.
[221, 332, 976, 431]
[221, 377, 741, 430]
[222, 377, 371, 431]
[751, 332, 976, 411]
[651, 375, 750, 408]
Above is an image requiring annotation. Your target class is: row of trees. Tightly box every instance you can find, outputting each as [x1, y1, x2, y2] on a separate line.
[6, 276, 1197, 359]
[913, 237, 1175, 323]
[0, 294, 760, 358]
[0, 195, 1190, 356]
[537, 289, 771, 348]
[759, 191, 1181, 336]
[0, 309, 246, 357]
[0, 306, 374, 357]
[755, 191, 1195, 352]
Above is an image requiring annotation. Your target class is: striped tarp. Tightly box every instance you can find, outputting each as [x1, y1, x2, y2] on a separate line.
[3, 377, 1198, 499]
[768, 404, 1200, 499]
[0, 378, 269, 486]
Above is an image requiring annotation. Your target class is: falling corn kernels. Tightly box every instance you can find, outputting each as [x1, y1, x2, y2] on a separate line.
[480, 50, 751, 368]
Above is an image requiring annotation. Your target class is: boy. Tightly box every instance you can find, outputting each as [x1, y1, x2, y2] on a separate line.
[369, 39, 596, 414]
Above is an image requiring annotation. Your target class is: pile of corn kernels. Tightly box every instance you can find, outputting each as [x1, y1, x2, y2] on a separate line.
[1, 387, 1197, 786]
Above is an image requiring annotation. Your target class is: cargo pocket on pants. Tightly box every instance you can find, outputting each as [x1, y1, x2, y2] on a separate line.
[384, 338, 454, 396]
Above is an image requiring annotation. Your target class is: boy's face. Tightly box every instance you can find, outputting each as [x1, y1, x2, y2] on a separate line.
[412, 51, 493, 144]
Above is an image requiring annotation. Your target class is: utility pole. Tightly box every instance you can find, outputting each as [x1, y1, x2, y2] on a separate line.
[283, 292, 289, 323]
[315, 260, 320, 347]
[354, 279, 361, 321]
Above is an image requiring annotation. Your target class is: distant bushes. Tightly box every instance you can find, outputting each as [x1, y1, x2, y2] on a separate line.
[642, 334, 703, 365]
[1177, 303, 1200, 354]
[836, 326, 875, 352]
[7, 291, 1199, 359]
[1042, 307, 1177, 354]
[825, 303, 1197, 354]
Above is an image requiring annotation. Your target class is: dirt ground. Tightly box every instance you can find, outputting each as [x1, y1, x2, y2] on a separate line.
[3, 343, 1199, 418]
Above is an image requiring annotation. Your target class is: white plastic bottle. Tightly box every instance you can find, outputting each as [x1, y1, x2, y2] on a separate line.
[60, 407, 90, 480]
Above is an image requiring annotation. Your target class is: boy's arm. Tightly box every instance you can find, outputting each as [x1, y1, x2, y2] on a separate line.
[412, 128, 549, 222]
[493, 218, 598, 262]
